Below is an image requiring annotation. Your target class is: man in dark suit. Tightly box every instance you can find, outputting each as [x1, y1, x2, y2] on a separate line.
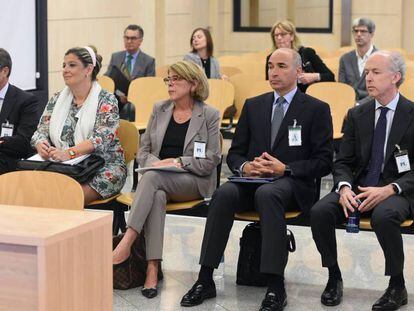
[339, 17, 377, 104]
[0, 48, 39, 174]
[311, 50, 413, 310]
[180, 48, 333, 311]
[105, 24, 155, 110]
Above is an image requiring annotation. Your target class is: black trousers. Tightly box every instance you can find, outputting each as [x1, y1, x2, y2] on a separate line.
[0, 153, 17, 175]
[310, 192, 411, 276]
[199, 178, 296, 276]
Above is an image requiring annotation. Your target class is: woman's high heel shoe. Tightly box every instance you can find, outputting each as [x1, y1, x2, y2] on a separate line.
[141, 286, 158, 298]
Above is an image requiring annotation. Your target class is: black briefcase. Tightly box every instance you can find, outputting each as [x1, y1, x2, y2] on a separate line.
[236, 222, 296, 287]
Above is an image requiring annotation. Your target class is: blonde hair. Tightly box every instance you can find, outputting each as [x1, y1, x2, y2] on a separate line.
[270, 20, 301, 51]
[168, 61, 209, 101]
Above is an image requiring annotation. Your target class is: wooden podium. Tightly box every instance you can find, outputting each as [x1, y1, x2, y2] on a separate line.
[0, 205, 113, 310]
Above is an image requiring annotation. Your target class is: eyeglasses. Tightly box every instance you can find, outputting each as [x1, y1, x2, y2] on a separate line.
[123, 35, 141, 41]
[352, 29, 370, 34]
[274, 32, 290, 38]
[163, 75, 184, 85]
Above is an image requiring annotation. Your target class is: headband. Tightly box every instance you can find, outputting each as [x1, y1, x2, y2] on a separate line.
[83, 46, 96, 67]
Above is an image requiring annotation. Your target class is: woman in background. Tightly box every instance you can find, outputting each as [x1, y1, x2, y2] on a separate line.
[265, 20, 335, 92]
[113, 61, 221, 299]
[184, 27, 222, 79]
[31, 46, 126, 204]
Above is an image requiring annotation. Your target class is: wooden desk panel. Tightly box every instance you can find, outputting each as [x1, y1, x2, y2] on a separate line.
[0, 205, 112, 311]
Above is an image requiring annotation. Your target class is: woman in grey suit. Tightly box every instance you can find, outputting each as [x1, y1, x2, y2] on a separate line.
[113, 61, 221, 298]
[184, 28, 222, 79]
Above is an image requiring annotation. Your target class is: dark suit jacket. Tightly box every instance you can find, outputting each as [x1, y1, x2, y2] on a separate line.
[265, 46, 335, 92]
[338, 46, 377, 101]
[0, 84, 39, 161]
[227, 90, 333, 212]
[334, 95, 414, 212]
[105, 50, 155, 81]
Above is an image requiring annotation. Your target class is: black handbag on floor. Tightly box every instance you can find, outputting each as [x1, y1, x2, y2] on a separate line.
[236, 222, 296, 287]
[16, 154, 104, 183]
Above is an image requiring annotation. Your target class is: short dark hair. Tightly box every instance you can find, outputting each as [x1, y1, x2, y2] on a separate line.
[190, 28, 214, 57]
[124, 24, 144, 38]
[0, 48, 12, 77]
[65, 46, 103, 81]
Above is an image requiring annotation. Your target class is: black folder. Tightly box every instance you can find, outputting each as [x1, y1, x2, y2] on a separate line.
[107, 65, 130, 96]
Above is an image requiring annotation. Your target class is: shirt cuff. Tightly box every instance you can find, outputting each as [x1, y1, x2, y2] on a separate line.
[391, 183, 402, 194]
[336, 181, 352, 193]
[240, 161, 249, 174]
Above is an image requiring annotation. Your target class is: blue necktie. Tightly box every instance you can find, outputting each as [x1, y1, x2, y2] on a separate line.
[363, 107, 389, 186]
[271, 97, 285, 148]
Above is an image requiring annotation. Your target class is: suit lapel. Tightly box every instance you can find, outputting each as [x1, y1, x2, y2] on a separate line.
[356, 101, 375, 164]
[259, 92, 274, 150]
[272, 91, 304, 150]
[384, 96, 414, 164]
[131, 52, 144, 79]
[0, 85, 16, 124]
[156, 102, 174, 153]
[183, 102, 204, 151]
[351, 53, 361, 79]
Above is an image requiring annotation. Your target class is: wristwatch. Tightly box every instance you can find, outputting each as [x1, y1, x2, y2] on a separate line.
[173, 157, 182, 165]
[392, 184, 399, 195]
[68, 148, 76, 159]
[284, 165, 292, 177]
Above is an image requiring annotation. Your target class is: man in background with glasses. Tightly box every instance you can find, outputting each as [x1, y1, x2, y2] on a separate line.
[339, 17, 377, 105]
[0, 48, 39, 174]
[105, 24, 155, 112]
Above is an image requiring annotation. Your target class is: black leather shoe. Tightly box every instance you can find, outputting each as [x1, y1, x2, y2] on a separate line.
[141, 287, 158, 299]
[321, 278, 343, 306]
[372, 286, 407, 310]
[259, 291, 287, 311]
[180, 282, 216, 307]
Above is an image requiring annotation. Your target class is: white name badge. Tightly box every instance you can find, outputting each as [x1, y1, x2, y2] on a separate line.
[193, 141, 206, 158]
[0, 122, 14, 138]
[395, 153, 411, 173]
[288, 126, 302, 146]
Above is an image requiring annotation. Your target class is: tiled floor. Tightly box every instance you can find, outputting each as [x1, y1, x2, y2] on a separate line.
[114, 214, 414, 311]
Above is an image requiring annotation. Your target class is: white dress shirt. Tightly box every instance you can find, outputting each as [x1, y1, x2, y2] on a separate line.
[356, 44, 374, 77]
[0, 82, 9, 113]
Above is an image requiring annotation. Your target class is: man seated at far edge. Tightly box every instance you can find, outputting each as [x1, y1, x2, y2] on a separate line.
[0, 48, 39, 174]
[180, 48, 333, 311]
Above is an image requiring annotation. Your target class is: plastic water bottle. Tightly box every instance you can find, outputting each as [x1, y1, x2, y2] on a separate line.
[214, 255, 225, 280]
[346, 209, 360, 233]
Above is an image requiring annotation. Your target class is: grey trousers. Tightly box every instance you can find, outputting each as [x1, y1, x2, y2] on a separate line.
[127, 170, 201, 260]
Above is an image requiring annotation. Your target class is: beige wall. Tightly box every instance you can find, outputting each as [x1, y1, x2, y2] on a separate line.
[46, 0, 414, 94]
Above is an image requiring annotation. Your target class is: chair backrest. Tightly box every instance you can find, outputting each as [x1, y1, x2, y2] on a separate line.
[0, 171, 84, 210]
[248, 80, 273, 98]
[229, 73, 264, 118]
[332, 45, 354, 57]
[97, 75, 115, 93]
[400, 79, 414, 101]
[220, 66, 243, 77]
[155, 65, 169, 78]
[322, 57, 340, 81]
[118, 120, 139, 163]
[128, 77, 169, 126]
[307, 82, 356, 139]
[405, 61, 414, 81]
[205, 79, 235, 119]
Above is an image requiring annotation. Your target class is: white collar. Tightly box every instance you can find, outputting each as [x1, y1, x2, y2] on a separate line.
[0, 82, 9, 100]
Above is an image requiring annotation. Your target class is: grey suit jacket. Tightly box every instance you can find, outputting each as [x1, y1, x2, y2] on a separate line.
[138, 100, 221, 197]
[183, 52, 221, 79]
[105, 50, 155, 80]
[338, 47, 377, 102]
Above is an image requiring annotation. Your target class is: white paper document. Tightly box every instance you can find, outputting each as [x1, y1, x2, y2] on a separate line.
[135, 165, 187, 173]
[27, 153, 90, 165]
